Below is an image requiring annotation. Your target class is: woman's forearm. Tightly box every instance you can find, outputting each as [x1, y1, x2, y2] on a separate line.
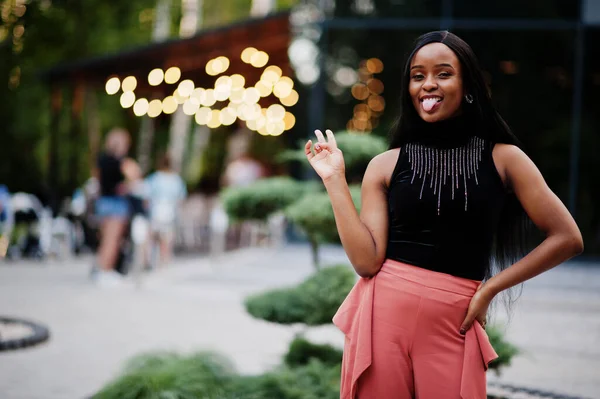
[323, 175, 379, 276]
[484, 233, 583, 297]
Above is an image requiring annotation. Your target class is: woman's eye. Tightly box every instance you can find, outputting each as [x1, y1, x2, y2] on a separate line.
[411, 74, 424, 80]
[439, 72, 452, 78]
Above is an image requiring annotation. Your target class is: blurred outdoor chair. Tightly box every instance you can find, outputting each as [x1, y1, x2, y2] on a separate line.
[172, 194, 288, 258]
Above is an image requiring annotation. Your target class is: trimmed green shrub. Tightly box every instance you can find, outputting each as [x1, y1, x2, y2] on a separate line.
[331, 133, 388, 183]
[285, 186, 361, 267]
[285, 185, 361, 245]
[121, 351, 181, 371]
[487, 325, 520, 374]
[95, 352, 340, 399]
[230, 360, 341, 399]
[220, 177, 307, 222]
[93, 351, 236, 399]
[245, 265, 356, 326]
[279, 132, 388, 183]
[242, 286, 310, 325]
[284, 336, 343, 368]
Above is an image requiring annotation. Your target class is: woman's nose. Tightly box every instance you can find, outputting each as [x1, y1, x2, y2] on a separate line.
[422, 75, 438, 91]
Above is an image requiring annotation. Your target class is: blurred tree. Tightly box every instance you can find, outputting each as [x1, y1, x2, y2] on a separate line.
[136, 0, 174, 175]
[167, 0, 202, 174]
[0, 0, 302, 198]
[0, 0, 157, 199]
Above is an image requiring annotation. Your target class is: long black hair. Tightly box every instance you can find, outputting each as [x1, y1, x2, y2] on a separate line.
[389, 31, 535, 287]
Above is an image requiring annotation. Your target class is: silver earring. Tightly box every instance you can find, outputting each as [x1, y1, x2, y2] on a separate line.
[465, 94, 474, 104]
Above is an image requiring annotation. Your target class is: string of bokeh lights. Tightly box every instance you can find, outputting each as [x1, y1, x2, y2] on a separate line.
[347, 58, 385, 134]
[104, 47, 298, 137]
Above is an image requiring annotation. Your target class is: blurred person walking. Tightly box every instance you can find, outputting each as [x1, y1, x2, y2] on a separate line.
[145, 153, 187, 267]
[222, 122, 265, 188]
[93, 128, 140, 286]
[0, 184, 13, 258]
[222, 153, 265, 188]
[306, 31, 583, 399]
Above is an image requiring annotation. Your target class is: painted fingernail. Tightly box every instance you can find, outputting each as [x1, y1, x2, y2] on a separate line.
[315, 144, 321, 150]
[460, 329, 466, 335]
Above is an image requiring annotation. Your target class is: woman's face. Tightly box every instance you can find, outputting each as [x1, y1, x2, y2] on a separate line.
[409, 42, 464, 123]
[107, 131, 130, 158]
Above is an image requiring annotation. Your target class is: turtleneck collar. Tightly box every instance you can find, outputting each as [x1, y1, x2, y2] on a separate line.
[408, 114, 478, 148]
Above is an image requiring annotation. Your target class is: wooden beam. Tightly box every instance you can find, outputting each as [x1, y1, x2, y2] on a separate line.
[43, 12, 291, 88]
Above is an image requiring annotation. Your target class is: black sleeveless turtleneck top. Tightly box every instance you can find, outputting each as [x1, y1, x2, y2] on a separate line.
[386, 115, 507, 281]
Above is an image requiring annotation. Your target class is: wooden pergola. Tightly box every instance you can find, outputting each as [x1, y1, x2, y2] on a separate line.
[42, 11, 292, 203]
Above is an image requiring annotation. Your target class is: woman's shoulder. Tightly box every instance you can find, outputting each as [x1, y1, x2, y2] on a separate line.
[370, 148, 401, 165]
[492, 142, 523, 156]
[491, 143, 528, 169]
[491, 143, 528, 187]
[367, 148, 402, 187]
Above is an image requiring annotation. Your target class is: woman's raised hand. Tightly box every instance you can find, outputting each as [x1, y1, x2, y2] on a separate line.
[305, 129, 345, 182]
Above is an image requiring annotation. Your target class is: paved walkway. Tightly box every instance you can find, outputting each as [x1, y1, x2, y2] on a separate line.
[487, 260, 600, 398]
[0, 245, 598, 399]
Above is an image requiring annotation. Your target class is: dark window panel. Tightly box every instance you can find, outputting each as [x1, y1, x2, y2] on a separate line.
[334, 0, 442, 18]
[453, 0, 580, 20]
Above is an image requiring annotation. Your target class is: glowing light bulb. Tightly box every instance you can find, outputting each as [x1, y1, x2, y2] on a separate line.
[255, 81, 273, 97]
[122, 76, 137, 92]
[351, 83, 370, 100]
[220, 107, 237, 126]
[202, 89, 216, 107]
[250, 51, 269, 68]
[177, 79, 195, 97]
[105, 77, 120, 95]
[173, 89, 188, 105]
[243, 88, 260, 104]
[215, 56, 230, 73]
[195, 107, 212, 125]
[211, 59, 223, 75]
[182, 99, 199, 116]
[230, 74, 245, 88]
[120, 91, 135, 108]
[241, 47, 258, 63]
[266, 104, 285, 121]
[283, 112, 296, 130]
[261, 66, 282, 85]
[273, 77, 294, 98]
[148, 68, 164, 86]
[206, 60, 217, 76]
[191, 88, 206, 104]
[147, 99, 163, 118]
[280, 90, 299, 107]
[229, 87, 245, 104]
[165, 67, 181, 84]
[133, 98, 149, 116]
[366, 58, 384, 74]
[162, 96, 178, 114]
[207, 110, 221, 128]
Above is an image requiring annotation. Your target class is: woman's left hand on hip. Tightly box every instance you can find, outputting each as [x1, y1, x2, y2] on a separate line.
[460, 283, 493, 334]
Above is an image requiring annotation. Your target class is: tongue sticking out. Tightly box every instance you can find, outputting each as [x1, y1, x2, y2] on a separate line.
[422, 98, 439, 112]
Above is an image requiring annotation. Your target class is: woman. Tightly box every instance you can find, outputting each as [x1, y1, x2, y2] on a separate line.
[305, 31, 583, 399]
[93, 128, 140, 285]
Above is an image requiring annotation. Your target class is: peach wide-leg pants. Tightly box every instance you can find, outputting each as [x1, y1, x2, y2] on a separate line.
[333, 259, 498, 399]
